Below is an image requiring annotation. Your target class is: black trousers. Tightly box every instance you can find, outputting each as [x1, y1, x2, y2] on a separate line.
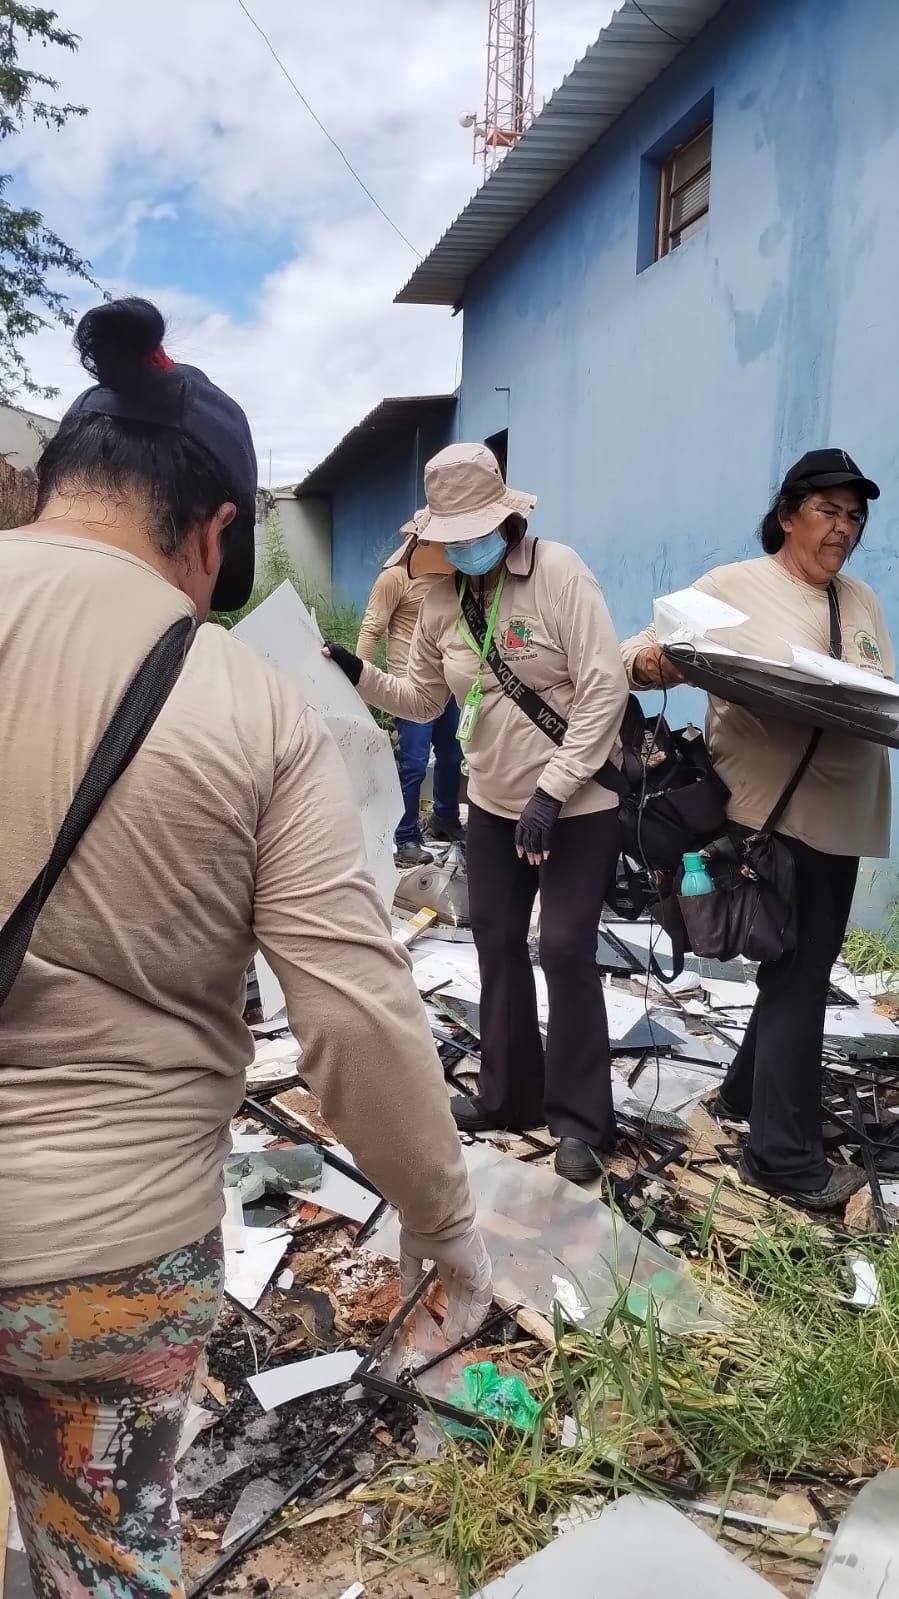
[722, 836, 859, 1192]
[466, 800, 621, 1147]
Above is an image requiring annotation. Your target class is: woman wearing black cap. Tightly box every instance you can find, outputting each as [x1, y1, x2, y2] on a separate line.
[621, 449, 893, 1212]
[0, 300, 487, 1595]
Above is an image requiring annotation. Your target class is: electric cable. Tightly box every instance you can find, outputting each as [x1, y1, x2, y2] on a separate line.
[234, 0, 422, 258]
[630, 0, 687, 46]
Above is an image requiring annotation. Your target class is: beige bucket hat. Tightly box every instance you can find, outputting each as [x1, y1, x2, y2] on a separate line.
[418, 442, 536, 543]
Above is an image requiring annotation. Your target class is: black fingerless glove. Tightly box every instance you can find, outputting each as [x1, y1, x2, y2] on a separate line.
[324, 641, 363, 687]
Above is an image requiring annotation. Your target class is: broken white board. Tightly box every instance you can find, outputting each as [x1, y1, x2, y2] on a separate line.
[248, 1350, 361, 1411]
[654, 586, 750, 645]
[235, 583, 401, 910]
[291, 1164, 381, 1226]
[224, 1235, 288, 1309]
[479, 1493, 779, 1596]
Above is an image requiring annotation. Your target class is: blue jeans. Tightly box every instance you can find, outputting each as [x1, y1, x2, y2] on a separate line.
[394, 701, 463, 846]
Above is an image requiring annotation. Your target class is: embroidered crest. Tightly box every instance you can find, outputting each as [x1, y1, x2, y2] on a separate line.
[503, 618, 533, 652]
[854, 629, 882, 668]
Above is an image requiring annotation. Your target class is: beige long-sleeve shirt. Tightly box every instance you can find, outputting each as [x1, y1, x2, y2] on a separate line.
[620, 555, 894, 858]
[0, 528, 473, 1289]
[358, 535, 629, 821]
[356, 566, 450, 675]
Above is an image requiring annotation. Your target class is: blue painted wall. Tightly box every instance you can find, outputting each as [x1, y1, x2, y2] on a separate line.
[458, 0, 899, 924]
[330, 406, 457, 610]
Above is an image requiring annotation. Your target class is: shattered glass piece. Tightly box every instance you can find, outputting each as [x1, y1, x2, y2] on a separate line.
[176, 1438, 257, 1502]
[366, 1143, 723, 1334]
[221, 1476, 283, 1549]
[813, 1469, 899, 1596]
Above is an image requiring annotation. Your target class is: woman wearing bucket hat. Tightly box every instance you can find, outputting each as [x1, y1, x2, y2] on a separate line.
[325, 442, 630, 1183]
[357, 511, 465, 866]
[621, 448, 893, 1213]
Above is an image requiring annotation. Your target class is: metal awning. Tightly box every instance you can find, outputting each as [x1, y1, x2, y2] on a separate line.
[295, 395, 457, 496]
[395, 0, 730, 308]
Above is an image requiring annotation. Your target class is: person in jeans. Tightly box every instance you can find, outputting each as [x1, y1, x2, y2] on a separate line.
[325, 442, 629, 1184]
[0, 299, 490, 1599]
[621, 448, 893, 1212]
[357, 519, 464, 865]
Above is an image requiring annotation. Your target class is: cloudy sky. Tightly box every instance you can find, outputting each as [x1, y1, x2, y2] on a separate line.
[10, 0, 617, 483]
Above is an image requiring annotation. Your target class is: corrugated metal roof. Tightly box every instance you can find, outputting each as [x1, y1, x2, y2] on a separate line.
[296, 394, 456, 496]
[396, 0, 730, 308]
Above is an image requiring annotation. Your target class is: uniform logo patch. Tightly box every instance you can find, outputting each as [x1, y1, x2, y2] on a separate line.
[855, 629, 882, 668]
[503, 618, 533, 652]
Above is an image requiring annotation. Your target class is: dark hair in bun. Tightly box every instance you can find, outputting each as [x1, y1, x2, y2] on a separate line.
[75, 297, 170, 396]
[35, 297, 243, 561]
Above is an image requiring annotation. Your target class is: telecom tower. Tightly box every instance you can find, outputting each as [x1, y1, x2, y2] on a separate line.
[469, 0, 535, 176]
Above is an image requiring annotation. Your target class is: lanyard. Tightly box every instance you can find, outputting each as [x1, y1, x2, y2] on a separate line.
[457, 570, 506, 681]
[455, 571, 506, 744]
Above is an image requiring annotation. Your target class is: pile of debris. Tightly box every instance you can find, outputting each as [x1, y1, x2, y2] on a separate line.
[165, 903, 899, 1599]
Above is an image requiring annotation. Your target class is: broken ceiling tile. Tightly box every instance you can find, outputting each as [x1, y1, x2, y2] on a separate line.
[293, 1162, 382, 1226]
[221, 1477, 283, 1549]
[813, 1469, 899, 1597]
[478, 1494, 779, 1595]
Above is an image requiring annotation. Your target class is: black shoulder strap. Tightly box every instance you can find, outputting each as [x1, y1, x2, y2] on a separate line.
[760, 581, 842, 836]
[458, 578, 627, 797]
[0, 614, 197, 1010]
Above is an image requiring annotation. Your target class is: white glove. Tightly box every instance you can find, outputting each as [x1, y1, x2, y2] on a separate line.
[399, 1222, 494, 1345]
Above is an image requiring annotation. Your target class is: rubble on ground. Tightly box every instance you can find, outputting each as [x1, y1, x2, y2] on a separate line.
[171, 905, 899, 1598]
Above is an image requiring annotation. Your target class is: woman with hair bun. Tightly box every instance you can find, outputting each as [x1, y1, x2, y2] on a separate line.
[621, 449, 893, 1213]
[0, 300, 488, 1596]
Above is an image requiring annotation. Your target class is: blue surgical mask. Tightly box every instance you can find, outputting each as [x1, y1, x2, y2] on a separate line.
[446, 530, 507, 577]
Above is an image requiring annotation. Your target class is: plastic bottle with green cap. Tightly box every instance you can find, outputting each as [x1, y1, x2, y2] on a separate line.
[681, 851, 715, 896]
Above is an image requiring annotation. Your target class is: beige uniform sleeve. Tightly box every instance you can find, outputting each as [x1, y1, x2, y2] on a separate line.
[536, 574, 630, 805]
[356, 569, 404, 664]
[253, 702, 473, 1243]
[357, 605, 450, 723]
[620, 571, 720, 686]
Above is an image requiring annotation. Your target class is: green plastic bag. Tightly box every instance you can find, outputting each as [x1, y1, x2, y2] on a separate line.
[446, 1361, 540, 1438]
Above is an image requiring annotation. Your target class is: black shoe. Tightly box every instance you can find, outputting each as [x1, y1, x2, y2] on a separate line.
[395, 841, 434, 867]
[737, 1156, 867, 1212]
[450, 1095, 540, 1135]
[426, 815, 467, 845]
[704, 1090, 748, 1125]
[554, 1137, 612, 1183]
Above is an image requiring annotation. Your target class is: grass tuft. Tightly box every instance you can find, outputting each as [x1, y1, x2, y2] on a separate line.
[366, 1218, 899, 1594]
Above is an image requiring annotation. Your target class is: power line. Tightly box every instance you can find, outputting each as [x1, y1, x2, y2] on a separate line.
[234, 0, 422, 258]
[630, 1, 687, 46]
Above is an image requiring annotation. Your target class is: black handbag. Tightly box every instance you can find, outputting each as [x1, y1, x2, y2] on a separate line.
[0, 614, 196, 1010]
[673, 582, 842, 967]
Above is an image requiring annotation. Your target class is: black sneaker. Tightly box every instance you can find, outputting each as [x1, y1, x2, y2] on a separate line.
[704, 1090, 748, 1125]
[737, 1156, 867, 1212]
[395, 841, 434, 867]
[554, 1138, 614, 1183]
[450, 1095, 540, 1135]
[426, 816, 467, 845]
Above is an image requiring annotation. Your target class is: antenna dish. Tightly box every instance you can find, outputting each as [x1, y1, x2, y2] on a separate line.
[458, 110, 477, 129]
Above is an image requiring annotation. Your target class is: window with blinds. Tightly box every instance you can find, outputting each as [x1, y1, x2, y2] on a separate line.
[656, 121, 712, 259]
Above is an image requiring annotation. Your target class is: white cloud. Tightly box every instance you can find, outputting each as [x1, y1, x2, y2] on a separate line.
[12, 0, 617, 482]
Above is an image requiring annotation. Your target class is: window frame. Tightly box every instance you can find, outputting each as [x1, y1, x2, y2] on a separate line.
[655, 119, 713, 261]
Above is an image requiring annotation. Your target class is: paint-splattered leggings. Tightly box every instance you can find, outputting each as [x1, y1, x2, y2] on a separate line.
[0, 1231, 223, 1599]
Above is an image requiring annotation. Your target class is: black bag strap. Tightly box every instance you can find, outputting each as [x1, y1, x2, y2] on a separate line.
[0, 613, 197, 1010]
[458, 577, 626, 797]
[758, 581, 841, 837]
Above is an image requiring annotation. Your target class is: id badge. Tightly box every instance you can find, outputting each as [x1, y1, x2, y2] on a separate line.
[458, 680, 482, 743]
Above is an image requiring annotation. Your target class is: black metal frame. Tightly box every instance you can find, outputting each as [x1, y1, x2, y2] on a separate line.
[353, 1269, 516, 1431]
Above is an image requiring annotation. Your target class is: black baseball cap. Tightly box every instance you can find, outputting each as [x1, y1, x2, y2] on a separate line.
[781, 448, 880, 501]
[64, 300, 258, 611]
